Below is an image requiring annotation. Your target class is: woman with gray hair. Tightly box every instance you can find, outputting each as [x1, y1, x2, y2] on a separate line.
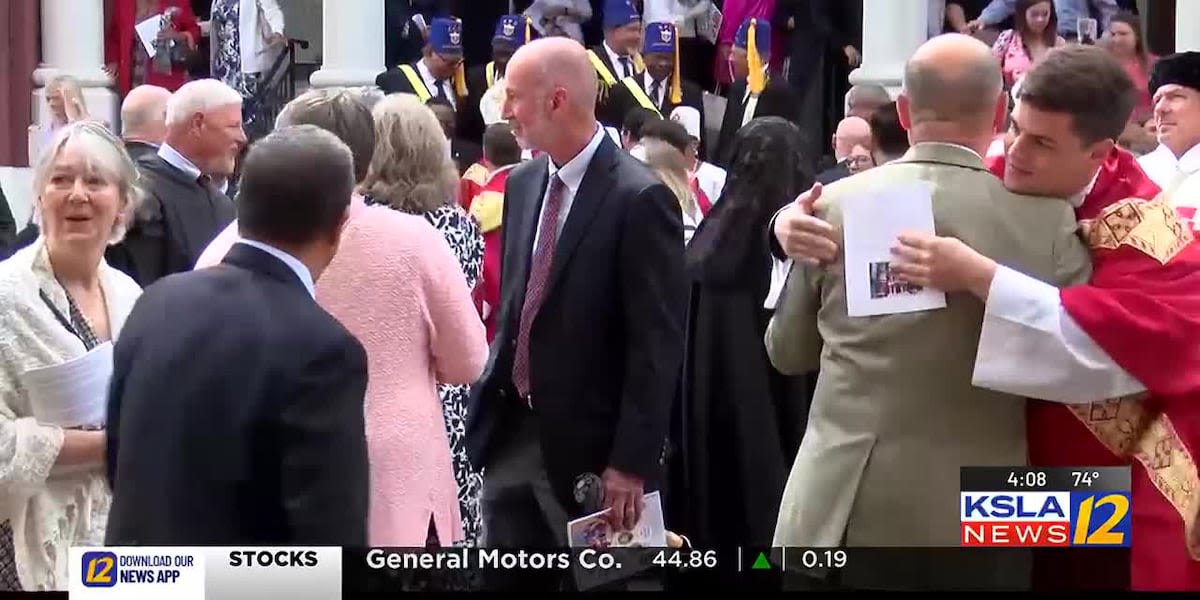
[356, 93, 486, 548]
[0, 122, 144, 591]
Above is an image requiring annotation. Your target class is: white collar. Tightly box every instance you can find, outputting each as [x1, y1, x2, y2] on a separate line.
[1179, 142, 1200, 174]
[234, 239, 316, 299]
[158, 142, 229, 194]
[547, 124, 606, 194]
[1068, 168, 1101, 208]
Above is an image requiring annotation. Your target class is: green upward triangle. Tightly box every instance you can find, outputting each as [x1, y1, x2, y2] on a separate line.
[751, 552, 772, 570]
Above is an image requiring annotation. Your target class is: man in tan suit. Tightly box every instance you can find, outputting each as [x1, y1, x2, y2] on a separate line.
[766, 34, 1092, 590]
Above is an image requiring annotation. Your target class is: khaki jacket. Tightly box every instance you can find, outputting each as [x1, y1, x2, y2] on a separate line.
[768, 143, 1092, 589]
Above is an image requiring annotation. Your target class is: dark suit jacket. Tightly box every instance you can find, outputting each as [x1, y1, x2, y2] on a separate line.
[816, 160, 851, 185]
[590, 45, 642, 129]
[106, 155, 235, 287]
[105, 243, 370, 546]
[773, 0, 851, 93]
[375, 62, 472, 138]
[465, 134, 687, 511]
[608, 75, 709, 159]
[123, 140, 159, 163]
[462, 63, 495, 145]
[715, 78, 803, 167]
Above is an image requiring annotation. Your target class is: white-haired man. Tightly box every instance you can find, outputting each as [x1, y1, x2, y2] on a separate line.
[119, 85, 171, 162]
[107, 79, 246, 287]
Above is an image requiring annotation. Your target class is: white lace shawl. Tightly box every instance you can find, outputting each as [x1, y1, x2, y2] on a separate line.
[0, 241, 142, 590]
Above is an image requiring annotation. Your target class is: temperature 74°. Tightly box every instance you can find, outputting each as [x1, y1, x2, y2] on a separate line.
[1072, 470, 1100, 487]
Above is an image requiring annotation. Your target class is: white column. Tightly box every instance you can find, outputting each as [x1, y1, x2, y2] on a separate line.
[848, 0, 929, 98]
[31, 0, 116, 129]
[1177, 0, 1200, 52]
[309, 0, 386, 88]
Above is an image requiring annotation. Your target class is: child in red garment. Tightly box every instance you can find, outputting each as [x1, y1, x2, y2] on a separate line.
[465, 124, 523, 342]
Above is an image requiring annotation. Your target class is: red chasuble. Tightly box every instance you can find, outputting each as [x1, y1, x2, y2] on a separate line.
[467, 164, 515, 343]
[988, 148, 1200, 591]
[458, 159, 493, 212]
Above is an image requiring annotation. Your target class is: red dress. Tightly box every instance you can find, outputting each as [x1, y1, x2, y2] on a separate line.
[989, 149, 1200, 591]
[106, 0, 200, 96]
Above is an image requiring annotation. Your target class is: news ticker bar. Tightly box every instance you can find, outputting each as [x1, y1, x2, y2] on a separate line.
[959, 466, 1130, 491]
[69, 545, 1132, 596]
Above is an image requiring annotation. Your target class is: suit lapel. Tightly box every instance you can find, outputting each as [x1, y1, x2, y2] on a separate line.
[545, 138, 617, 293]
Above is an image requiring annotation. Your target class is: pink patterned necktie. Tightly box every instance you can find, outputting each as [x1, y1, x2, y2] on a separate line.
[512, 174, 566, 399]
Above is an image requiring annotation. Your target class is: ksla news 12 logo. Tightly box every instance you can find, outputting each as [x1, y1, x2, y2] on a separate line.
[960, 467, 1132, 547]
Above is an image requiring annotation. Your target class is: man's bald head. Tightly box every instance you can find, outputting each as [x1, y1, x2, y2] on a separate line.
[902, 34, 1003, 126]
[503, 37, 601, 160]
[847, 84, 890, 120]
[508, 37, 599, 116]
[120, 84, 171, 144]
[833, 116, 872, 159]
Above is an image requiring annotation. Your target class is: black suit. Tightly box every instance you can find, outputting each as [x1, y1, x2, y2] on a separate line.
[715, 78, 802, 167]
[105, 243, 370, 546]
[815, 160, 851, 185]
[589, 45, 642, 129]
[123, 140, 159, 163]
[462, 63, 496, 144]
[609, 75, 708, 159]
[106, 155, 235, 287]
[376, 61, 471, 138]
[466, 134, 687, 544]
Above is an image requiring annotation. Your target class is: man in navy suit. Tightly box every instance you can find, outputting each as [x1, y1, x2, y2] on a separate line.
[466, 37, 686, 589]
[105, 125, 369, 546]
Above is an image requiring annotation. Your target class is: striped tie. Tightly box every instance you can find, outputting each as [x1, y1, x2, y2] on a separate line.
[511, 174, 566, 400]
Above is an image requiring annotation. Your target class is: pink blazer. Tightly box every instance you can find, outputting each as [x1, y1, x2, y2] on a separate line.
[316, 204, 488, 547]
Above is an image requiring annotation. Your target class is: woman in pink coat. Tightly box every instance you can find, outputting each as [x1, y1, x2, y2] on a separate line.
[317, 198, 486, 547]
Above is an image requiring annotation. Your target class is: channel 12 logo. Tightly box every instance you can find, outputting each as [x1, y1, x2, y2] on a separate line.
[960, 491, 1131, 547]
[82, 551, 118, 587]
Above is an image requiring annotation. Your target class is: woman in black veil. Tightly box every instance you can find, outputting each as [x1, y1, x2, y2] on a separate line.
[667, 117, 816, 583]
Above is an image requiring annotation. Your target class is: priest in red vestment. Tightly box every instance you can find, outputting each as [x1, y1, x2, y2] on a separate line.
[890, 46, 1200, 591]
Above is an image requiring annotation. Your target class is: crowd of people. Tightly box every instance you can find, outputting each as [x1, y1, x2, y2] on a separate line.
[0, 0, 1197, 594]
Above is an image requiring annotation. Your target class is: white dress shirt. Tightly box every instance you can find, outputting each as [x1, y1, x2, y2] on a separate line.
[234, 239, 316, 298]
[971, 170, 1146, 403]
[603, 41, 635, 80]
[534, 124, 607, 251]
[417, 58, 456, 110]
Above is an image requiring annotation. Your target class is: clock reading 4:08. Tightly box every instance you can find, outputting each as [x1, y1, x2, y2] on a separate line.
[1008, 471, 1048, 488]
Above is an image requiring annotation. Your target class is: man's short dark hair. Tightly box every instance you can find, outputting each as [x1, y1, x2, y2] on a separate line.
[639, 118, 692, 154]
[869, 101, 909, 158]
[1018, 45, 1137, 145]
[483, 123, 521, 167]
[237, 125, 354, 246]
[622, 107, 660, 140]
[276, 88, 376, 183]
